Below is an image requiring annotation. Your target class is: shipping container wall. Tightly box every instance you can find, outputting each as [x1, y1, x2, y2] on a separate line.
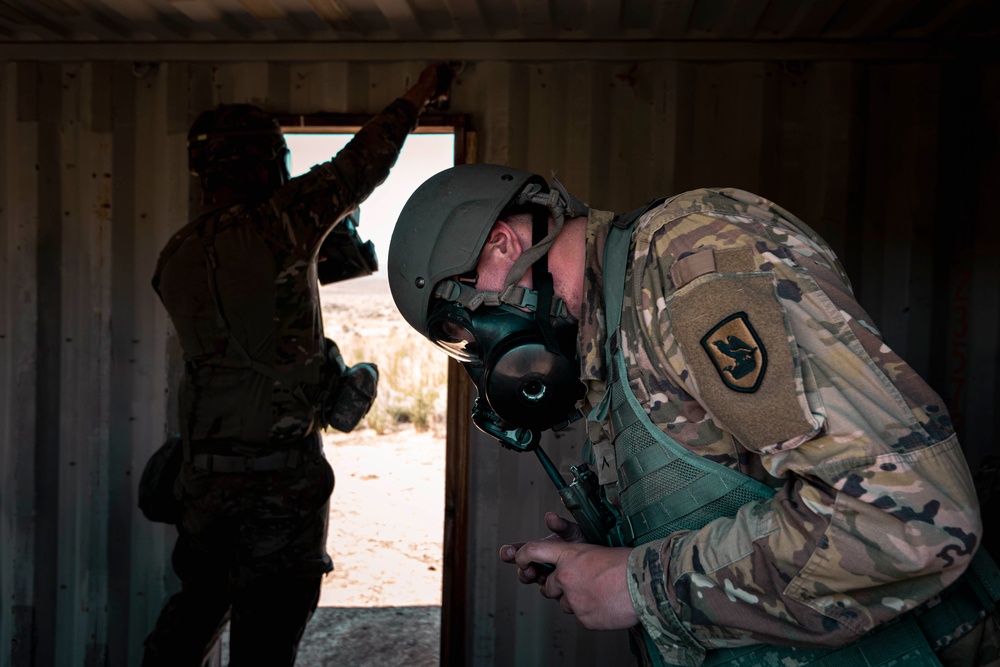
[0, 57, 997, 667]
[461, 58, 1000, 666]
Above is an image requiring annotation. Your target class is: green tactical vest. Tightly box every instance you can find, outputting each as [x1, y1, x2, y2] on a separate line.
[597, 203, 1000, 667]
[153, 212, 321, 446]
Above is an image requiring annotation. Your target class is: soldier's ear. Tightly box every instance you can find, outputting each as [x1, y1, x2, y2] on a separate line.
[475, 221, 524, 292]
[482, 221, 522, 259]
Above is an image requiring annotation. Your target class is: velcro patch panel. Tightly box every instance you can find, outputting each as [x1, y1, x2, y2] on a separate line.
[667, 273, 813, 452]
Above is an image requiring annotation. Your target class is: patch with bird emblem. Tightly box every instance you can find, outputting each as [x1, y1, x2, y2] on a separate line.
[700, 312, 767, 393]
[667, 271, 815, 452]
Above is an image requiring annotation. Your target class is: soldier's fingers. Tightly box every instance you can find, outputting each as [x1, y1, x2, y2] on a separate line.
[540, 579, 562, 600]
[544, 511, 568, 529]
[545, 512, 585, 543]
[517, 565, 544, 585]
[499, 544, 526, 563]
[559, 596, 575, 615]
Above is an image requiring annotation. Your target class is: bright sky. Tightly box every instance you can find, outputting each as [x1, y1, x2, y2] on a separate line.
[283, 133, 455, 269]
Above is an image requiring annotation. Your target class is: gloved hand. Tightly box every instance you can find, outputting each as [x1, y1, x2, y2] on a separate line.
[322, 338, 379, 433]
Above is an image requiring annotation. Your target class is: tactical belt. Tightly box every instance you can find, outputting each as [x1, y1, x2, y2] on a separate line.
[188, 433, 321, 473]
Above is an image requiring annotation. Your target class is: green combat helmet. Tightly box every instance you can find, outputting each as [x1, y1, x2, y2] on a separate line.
[187, 103, 290, 190]
[387, 163, 547, 336]
[388, 164, 587, 450]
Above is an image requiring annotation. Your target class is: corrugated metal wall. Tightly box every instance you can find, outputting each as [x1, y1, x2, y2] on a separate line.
[0, 60, 186, 667]
[464, 59, 1000, 666]
[1, 55, 998, 667]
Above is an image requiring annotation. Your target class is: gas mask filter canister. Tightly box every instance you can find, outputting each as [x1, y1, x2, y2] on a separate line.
[427, 301, 583, 437]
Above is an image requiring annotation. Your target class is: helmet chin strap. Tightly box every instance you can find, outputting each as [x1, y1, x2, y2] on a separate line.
[502, 180, 573, 291]
[500, 178, 584, 352]
[528, 208, 560, 353]
[433, 178, 583, 323]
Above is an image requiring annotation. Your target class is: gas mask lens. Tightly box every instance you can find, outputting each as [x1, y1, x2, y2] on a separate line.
[427, 306, 481, 364]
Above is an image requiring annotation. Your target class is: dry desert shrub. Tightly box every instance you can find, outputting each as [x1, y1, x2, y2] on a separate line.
[321, 279, 449, 437]
[334, 329, 447, 436]
[366, 336, 446, 434]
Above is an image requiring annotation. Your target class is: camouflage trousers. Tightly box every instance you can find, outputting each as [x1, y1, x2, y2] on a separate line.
[142, 434, 335, 667]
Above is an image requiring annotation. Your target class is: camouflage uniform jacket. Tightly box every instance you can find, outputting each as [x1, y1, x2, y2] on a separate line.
[153, 98, 420, 446]
[577, 189, 990, 666]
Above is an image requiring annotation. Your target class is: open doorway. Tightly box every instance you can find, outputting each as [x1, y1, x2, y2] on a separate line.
[284, 123, 457, 666]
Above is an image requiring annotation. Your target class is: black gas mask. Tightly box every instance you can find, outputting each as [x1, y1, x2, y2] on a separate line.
[426, 195, 587, 451]
[428, 298, 583, 450]
[316, 210, 378, 285]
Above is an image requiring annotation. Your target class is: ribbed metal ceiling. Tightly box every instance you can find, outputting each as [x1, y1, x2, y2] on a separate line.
[0, 0, 997, 43]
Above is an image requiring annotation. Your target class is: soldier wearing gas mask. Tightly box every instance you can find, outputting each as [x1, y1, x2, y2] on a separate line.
[387, 164, 999, 666]
[142, 65, 449, 667]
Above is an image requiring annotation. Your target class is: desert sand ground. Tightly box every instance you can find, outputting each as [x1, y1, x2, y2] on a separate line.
[319, 426, 445, 608]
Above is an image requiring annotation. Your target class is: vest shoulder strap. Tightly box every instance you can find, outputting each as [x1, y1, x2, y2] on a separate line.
[603, 198, 665, 342]
[601, 197, 776, 543]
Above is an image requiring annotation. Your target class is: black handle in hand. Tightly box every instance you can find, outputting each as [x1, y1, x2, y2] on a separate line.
[434, 64, 454, 99]
[530, 561, 555, 576]
[426, 64, 453, 111]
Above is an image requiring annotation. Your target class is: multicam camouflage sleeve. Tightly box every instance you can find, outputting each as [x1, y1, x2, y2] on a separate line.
[263, 97, 421, 255]
[615, 190, 983, 664]
[262, 97, 420, 440]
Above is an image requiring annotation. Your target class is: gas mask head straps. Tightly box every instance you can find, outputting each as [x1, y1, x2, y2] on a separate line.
[435, 177, 583, 322]
[501, 177, 582, 291]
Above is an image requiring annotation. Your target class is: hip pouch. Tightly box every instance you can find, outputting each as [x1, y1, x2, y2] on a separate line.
[320, 338, 379, 432]
[138, 434, 184, 524]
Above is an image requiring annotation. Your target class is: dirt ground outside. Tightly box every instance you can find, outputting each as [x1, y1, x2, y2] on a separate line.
[319, 426, 445, 609]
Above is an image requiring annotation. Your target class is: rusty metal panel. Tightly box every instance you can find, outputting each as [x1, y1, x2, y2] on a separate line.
[286, 62, 351, 114]
[33, 61, 63, 667]
[210, 61, 273, 106]
[855, 64, 943, 374]
[0, 60, 41, 667]
[124, 60, 188, 667]
[54, 61, 113, 667]
[104, 61, 143, 667]
[0, 0, 993, 41]
[0, 0, 996, 43]
[932, 62, 1000, 470]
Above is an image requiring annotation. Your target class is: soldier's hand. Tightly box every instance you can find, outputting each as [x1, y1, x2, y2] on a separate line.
[499, 512, 586, 584]
[514, 540, 638, 631]
[403, 63, 454, 111]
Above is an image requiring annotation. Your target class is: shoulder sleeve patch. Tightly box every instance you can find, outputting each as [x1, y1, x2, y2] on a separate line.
[667, 273, 815, 452]
[700, 312, 767, 393]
